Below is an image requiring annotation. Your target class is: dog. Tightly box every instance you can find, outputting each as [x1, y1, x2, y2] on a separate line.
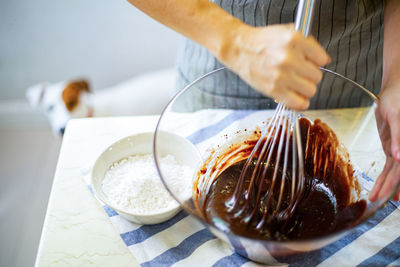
[26, 79, 93, 135]
[26, 69, 176, 136]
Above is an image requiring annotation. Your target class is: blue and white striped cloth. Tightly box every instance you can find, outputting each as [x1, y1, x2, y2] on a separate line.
[88, 110, 400, 266]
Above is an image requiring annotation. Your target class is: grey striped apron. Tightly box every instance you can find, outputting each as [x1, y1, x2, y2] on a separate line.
[175, 0, 384, 110]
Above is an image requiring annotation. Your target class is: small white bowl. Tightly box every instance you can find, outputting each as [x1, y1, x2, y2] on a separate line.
[91, 131, 200, 225]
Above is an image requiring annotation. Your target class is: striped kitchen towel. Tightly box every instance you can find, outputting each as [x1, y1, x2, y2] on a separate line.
[86, 109, 400, 267]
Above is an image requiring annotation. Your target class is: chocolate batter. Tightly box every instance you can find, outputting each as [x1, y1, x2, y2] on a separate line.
[197, 118, 366, 241]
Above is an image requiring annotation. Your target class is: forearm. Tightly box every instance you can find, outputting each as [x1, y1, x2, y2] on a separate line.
[382, 0, 400, 89]
[127, 0, 329, 110]
[127, 0, 246, 60]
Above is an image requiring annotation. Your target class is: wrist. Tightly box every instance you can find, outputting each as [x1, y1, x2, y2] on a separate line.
[382, 73, 400, 90]
[213, 21, 251, 68]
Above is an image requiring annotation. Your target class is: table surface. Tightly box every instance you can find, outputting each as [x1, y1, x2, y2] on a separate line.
[35, 110, 396, 266]
[35, 116, 160, 266]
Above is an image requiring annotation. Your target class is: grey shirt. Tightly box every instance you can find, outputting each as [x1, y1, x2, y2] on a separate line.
[175, 0, 384, 110]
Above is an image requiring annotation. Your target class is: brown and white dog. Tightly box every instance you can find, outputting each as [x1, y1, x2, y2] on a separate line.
[26, 70, 175, 135]
[26, 79, 93, 135]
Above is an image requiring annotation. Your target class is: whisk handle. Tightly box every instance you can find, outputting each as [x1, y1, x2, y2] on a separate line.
[294, 0, 316, 37]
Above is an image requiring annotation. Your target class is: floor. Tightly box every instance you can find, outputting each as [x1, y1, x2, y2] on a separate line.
[0, 111, 61, 267]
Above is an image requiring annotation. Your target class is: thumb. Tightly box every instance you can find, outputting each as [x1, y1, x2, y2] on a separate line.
[389, 114, 400, 161]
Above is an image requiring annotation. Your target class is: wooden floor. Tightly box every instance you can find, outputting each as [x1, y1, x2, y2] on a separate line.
[0, 123, 61, 267]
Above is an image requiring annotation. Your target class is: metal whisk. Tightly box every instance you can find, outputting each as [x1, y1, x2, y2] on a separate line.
[226, 0, 316, 229]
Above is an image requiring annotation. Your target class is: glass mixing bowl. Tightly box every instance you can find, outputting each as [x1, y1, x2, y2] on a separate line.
[153, 67, 397, 263]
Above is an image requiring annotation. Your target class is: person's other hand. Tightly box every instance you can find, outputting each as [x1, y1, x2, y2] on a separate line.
[370, 84, 400, 202]
[218, 24, 330, 110]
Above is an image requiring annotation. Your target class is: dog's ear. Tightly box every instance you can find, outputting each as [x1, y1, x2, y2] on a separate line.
[62, 79, 90, 112]
[74, 80, 90, 92]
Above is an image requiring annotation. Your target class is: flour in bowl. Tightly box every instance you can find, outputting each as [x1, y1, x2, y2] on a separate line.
[102, 154, 193, 214]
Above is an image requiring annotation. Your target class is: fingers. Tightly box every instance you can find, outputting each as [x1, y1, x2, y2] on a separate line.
[394, 186, 400, 202]
[275, 88, 310, 110]
[369, 158, 392, 202]
[292, 33, 331, 66]
[388, 112, 400, 161]
[378, 162, 400, 200]
[288, 56, 323, 84]
[258, 71, 312, 110]
[231, 24, 331, 109]
[279, 33, 329, 107]
[286, 71, 317, 99]
[372, 93, 400, 202]
[374, 105, 392, 155]
[369, 157, 400, 202]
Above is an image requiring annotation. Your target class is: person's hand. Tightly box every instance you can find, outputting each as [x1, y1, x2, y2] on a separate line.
[369, 84, 400, 202]
[218, 24, 330, 110]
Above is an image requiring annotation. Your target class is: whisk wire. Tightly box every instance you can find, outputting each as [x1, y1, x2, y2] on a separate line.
[227, 103, 284, 214]
[226, 103, 306, 228]
[275, 114, 291, 213]
[255, 107, 290, 229]
[237, 104, 286, 221]
[251, 105, 287, 223]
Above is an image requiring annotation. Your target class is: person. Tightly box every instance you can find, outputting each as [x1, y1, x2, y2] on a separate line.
[127, 0, 400, 201]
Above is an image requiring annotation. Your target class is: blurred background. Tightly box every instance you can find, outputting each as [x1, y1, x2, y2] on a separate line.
[0, 0, 180, 266]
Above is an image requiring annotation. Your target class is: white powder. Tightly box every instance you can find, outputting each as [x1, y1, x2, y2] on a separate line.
[102, 154, 193, 214]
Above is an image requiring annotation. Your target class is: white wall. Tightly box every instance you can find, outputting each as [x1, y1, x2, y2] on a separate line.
[0, 0, 181, 101]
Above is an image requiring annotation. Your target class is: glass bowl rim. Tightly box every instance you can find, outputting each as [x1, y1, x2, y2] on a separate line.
[153, 66, 392, 245]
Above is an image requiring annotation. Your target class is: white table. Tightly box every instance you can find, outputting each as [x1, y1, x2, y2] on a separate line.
[35, 110, 396, 266]
[35, 116, 160, 266]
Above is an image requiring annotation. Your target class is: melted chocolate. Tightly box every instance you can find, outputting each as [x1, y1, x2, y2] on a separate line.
[200, 118, 366, 241]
